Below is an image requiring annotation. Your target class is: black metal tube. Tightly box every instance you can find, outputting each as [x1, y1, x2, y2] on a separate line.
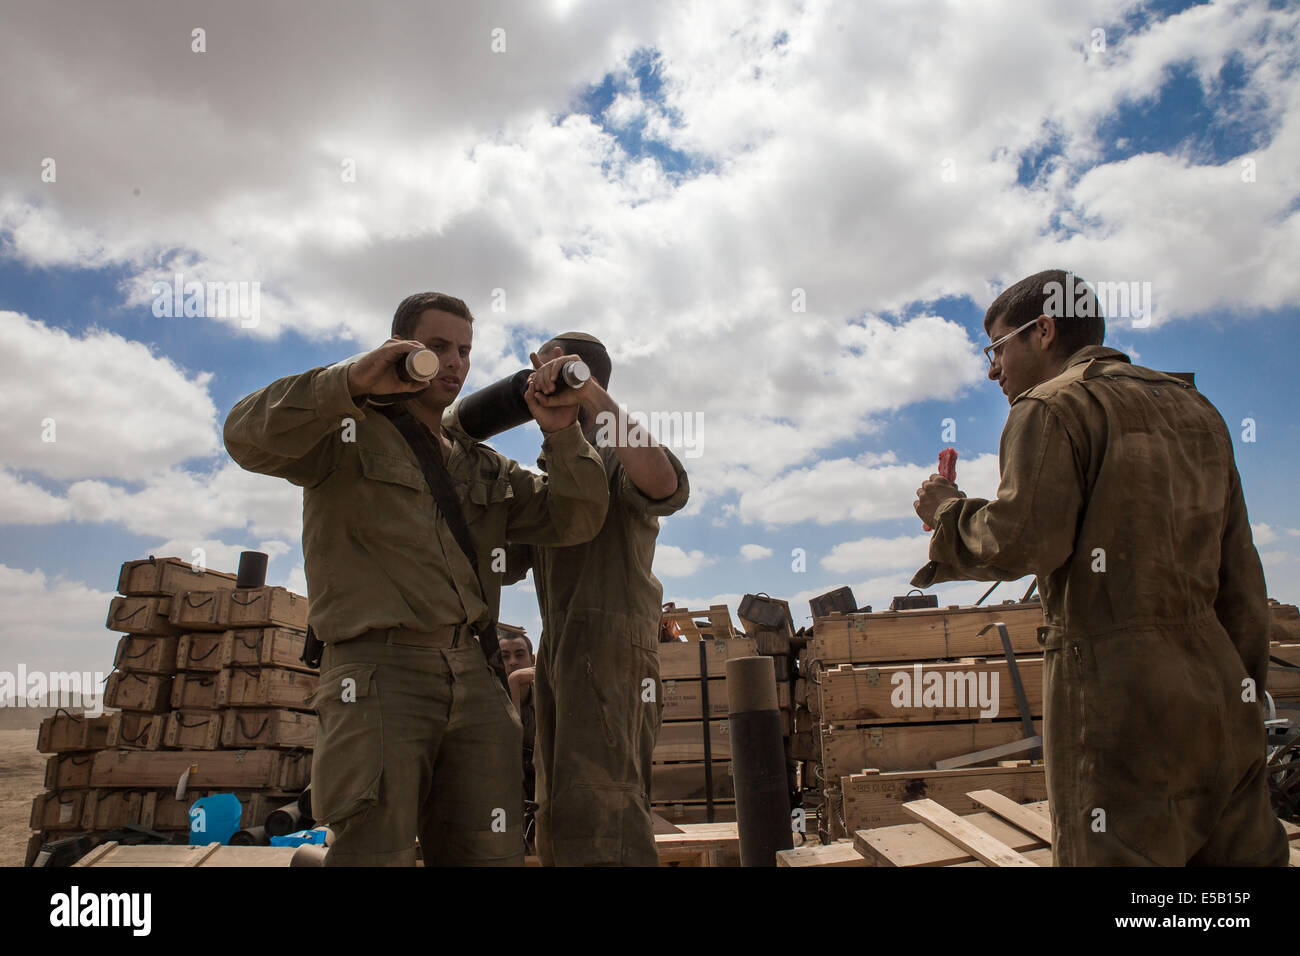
[727, 656, 793, 866]
[235, 551, 268, 589]
[265, 802, 305, 837]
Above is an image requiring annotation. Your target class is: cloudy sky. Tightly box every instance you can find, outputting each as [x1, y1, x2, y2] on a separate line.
[1, 0, 1298, 673]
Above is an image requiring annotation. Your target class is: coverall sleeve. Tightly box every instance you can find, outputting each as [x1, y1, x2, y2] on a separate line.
[912, 398, 1084, 588]
[501, 423, 610, 548]
[223, 363, 361, 487]
[616, 446, 691, 519]
[1214, 461, 1271, 691]
[501, 542, 534, 586]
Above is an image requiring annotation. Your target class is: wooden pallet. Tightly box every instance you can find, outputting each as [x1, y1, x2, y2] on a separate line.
[854, 792, 1054, 866]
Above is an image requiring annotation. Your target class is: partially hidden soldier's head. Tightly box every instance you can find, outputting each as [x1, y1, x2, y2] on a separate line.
[983, 269, 1105, 404]
[497, 629, 534, 675]
[540, 331, 611, 433]
[392, 292, 475, 411]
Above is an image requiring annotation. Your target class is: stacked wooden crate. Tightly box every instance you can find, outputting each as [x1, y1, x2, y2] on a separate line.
[652, 604, 794, 824]
[28, 557, 316, 861]
[797, 599, 1047, 840]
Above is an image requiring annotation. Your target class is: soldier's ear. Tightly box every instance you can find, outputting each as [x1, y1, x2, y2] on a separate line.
[1036, 314, 1058, 353]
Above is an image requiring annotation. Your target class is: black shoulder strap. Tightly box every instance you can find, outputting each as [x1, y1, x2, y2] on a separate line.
[375, 405, 501, 668]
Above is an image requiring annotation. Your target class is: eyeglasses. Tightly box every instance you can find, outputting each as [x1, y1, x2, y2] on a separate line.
[982, 317, 1040, 366]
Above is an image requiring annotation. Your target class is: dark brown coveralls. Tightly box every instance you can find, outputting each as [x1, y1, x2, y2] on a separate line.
[503, 441, 691, 865]
[913, 346, 1288, 866]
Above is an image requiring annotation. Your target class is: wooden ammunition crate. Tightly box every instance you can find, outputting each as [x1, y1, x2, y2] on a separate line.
[176, 632, 228, 671]
[839, 764, 1048, 833]
[662, 678, 791, 721]
[89, 748, 311, 791]
[105, 596, 179, 635]
[653, 720, 732, 762]
[223, 628, 313, 672]
[112, 635, 179, 675]
[37, 713, 113, 754]
[45, 753, 95, 789]
[657, 637, 757, 680]
[171, 672, 222, 710]
[164, 710, 224, 750]
[820, 719, 1044, 778]
[217, 667, 317, 709]
[105, 712, 166, 750]
[117, 557, 239, 597]
[74, 842, 299, 867]
[651, 802, 738, 825]
[171, 587, 309, 631]
[810, 602, 1044, 666]
[30, 789, 89, 831]
[81, 789, 151, 831]
[222, 708, 318, 749]
[652, 761, 736, 802]
[142, 789, 300, 832]
[103, 671, 173, 713]
[818, 658, 1043, 725]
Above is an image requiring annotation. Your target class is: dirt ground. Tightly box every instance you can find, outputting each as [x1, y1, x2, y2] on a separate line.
[0, 730, 45, 867]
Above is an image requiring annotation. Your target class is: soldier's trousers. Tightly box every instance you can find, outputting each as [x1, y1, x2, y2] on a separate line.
[1041, 622, 1289, 866]
[534, 608, 664, 866]
[308, 639, 524, 866]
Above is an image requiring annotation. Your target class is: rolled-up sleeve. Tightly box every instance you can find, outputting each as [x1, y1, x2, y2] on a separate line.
[617, 447, 690, 519]
[912, 398, 1082, 588]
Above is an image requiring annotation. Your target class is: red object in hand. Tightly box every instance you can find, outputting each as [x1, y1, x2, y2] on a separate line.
[923, 447, 959, 531]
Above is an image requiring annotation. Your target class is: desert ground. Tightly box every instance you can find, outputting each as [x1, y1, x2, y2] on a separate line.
[0, 729, 44, 867]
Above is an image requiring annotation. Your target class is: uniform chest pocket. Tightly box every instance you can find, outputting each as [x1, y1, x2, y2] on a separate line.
[467, 474, 513, 506]
[358, 448, 426, 493]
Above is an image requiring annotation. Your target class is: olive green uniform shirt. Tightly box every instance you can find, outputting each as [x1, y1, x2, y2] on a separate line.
[223, 363, 610, 643]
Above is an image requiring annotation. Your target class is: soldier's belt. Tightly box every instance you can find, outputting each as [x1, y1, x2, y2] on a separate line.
[353, 625, 465, 649]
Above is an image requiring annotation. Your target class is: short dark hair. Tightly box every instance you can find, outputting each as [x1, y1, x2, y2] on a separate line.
[984, 269, 1104, 359]
[541, 332, 612, 389]
[498, 630, 533, 656]
[391, 292, 474, 339]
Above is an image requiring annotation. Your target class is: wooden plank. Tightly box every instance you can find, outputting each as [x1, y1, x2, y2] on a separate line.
[819, 658, 1042, 724]
[657, 637, 757, 680]
[902, 798, 1038, 866]
[853, 809, 1048, 867]
[811, 602, 1044, 665]
[75, 842, 299, 867]
[652, 720, 731, 762]
[936, 735, 1042, 770]
[775, 841, 868, 867]
[840, 764, 1047, 832]
[654, 821, 740, 866]
[967, 788, 1053, 844]
[118, 557, 238, 597]
[821, 719, 1043, 778]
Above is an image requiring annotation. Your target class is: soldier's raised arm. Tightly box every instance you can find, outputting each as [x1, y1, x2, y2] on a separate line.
[499, 422, 609, 548]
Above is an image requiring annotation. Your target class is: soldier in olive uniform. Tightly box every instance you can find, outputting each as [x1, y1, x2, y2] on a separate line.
[912, 269, 1288, 866]
[224, 293, 609, 866]
[480, 333, 690, 866]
